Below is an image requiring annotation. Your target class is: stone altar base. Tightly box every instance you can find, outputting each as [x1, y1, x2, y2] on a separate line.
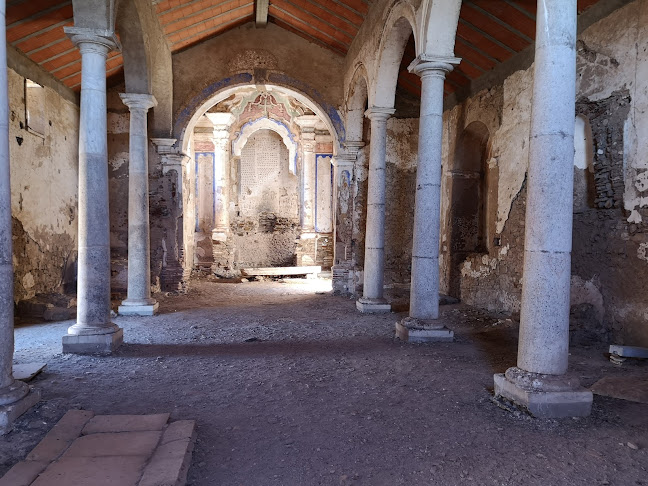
[62, 328, 124, 355]
[0, 387, 41, 435]
[395, 317, 454, 343]
[356, 298, 391, 314]
[494, 367, 593, 418]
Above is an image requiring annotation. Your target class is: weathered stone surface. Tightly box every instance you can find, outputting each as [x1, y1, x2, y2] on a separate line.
[82, 413, 169, 435]
[0, 460, 49, 486]
[27, 410, 94, 462]
[61, 431, 162, 458]
[395, 320, 454, 343]
[31, 456, 147, 486]
[139, 420, 197, 486]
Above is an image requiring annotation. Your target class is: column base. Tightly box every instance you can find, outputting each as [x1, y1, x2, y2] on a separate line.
[494, 367, 593, 418]
[395, 317, 454, 343]
[356, 298, 391, 313]
[0, 386, 41, 435]
[62, 328, 124, 355]
[118, 300, 159, 316]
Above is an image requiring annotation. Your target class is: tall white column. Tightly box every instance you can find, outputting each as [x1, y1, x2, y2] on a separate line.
[205, 113, 235, 241]
[0, 0, 40, 434]
[494, 0, 593, 418]
[63, 28, 123, 354]
[356, 107, 394, 313]
[118, 94, 158, 316]
[296, 116, 319, 235]
[395, 55, 458, 343]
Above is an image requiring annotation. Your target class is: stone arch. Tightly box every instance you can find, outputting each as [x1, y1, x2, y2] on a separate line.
[418, 0, 462, 57]
[116, 0, 173, 136]
[232, 117, 298, 175]
[448, 121, 491, 299]
[345, 64, 369, 143]
[175, 76, 343, 154]
[372, 3, 418, 108]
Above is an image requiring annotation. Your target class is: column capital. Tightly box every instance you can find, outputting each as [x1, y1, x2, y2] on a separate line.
[64, 27, 121, 54]
[332, 152, 355, 169]
[365, 107, 395, 121]
[151, 138, 177, 155]
[343, 141, 365, 155]
[119, 93, 157, 112]
[295, 114, 320, 131]
[205, 112, 236, 132]
[408, 54, 461, 78]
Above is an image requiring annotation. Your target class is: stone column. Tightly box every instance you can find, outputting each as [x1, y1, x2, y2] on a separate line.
[118, 94, 158, 316]
[62, 27, 123, 354]
[296, 116, 319, 236]
[356, 107, 394, 313]
[494, 0, 593, 418]
[205, 113, 235, 241]
[331, 147, 358, 295]
[193, 127, 215, 267]
[395, 55, 459, 343]
[0, 0, 40, 434]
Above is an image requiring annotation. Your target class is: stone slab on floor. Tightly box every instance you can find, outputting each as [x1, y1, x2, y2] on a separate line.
[0, 411, 197, 486]
[591, 375, 648, 403]
[13, 363, 47, 382]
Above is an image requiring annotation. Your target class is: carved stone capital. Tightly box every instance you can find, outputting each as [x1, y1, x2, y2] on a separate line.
[408, 54, 461, 78]
[364, 106, 395, 121]
[64, 27, 120, 55]
[119, 93, 157, 112]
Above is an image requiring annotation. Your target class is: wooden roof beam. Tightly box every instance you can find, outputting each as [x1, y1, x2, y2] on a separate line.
[256, 0, 269, 27]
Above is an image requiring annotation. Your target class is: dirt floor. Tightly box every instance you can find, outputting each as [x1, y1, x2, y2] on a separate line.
[1, 278, 647, 486]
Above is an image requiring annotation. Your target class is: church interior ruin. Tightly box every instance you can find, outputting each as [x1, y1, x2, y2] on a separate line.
[0, 0, 647, 484]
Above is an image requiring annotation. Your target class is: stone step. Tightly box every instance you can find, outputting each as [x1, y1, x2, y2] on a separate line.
[240, 265, 322, 276]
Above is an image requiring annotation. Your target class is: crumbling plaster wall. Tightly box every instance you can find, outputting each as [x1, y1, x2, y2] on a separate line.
[443, 0, 648, 346]
[8, 68, 79, 303]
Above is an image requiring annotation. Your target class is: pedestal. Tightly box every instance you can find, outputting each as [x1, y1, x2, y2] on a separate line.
[494, 367, 593, 418]
[356, 297, 391, 313]
[0, 386, 41, 435]
[395, 317, 453, 343]
[118, 301, 159, 316]
[62, 328, 124, 355]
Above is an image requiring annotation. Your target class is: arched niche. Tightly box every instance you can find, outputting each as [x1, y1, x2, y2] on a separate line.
[448, 121, 492, 299]
[573, 115, 595, 212]
[232, 118, 298, 175]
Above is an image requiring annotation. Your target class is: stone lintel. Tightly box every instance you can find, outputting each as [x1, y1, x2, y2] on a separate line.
[0, 387, 41, 435]
[356, 298, 391, 314]
[118, 302, 159, 317]
[295, 114, 320, 130]
[494, 373, 593, 418]
[62, 328, 124, 355]
[150, 138, 177, 154]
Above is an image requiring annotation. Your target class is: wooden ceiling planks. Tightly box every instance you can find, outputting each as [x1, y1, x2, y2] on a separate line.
[6, 0, 602, 97]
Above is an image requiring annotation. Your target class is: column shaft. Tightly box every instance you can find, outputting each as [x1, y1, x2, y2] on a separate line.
[409, 61, 456, 320]
[518, 0, 577, 375]
[197, 152, 215, 233]
[361, 109, 392, 301]
[213, 134, 230, 235]
[63, 28, 122, 353]
[301, 140, 316, 232]
[119, 94, 158, 315]
[0, 0, 25, 396]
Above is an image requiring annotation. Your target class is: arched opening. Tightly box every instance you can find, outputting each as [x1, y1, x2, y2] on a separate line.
[448, 121, 491, 299]
[573, 115, 595, 213]
[180, 86, 336, 279]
